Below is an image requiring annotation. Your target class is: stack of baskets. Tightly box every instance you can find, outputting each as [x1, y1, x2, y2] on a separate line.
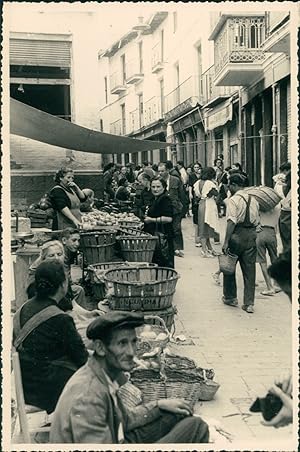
[80, 230, 117, 265]
[104, 266, 179, 330]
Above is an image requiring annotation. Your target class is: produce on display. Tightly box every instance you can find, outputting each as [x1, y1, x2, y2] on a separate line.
[81, 209, 141, 230]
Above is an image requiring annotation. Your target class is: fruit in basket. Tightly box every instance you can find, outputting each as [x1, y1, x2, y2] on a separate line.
[140, 331, 157, 340]
[156, 333, 168, 341]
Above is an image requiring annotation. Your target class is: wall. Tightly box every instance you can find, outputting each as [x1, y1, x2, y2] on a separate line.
[9, 9, 103, 171]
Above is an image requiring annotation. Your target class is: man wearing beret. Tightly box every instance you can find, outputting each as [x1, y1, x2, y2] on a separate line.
[50, 311, 209, 444]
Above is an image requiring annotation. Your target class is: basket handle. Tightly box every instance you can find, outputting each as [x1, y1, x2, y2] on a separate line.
[144, 315, 169, 335]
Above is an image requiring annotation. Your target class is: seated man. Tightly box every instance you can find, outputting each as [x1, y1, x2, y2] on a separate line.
[50, 312, 209, 444]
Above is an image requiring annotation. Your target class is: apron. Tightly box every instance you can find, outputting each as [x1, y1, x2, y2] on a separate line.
[55, 185, 82, 230]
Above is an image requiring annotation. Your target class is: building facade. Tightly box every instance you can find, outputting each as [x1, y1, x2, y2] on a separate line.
[8, 8, 105, 208]
[210, 11, 292, 186]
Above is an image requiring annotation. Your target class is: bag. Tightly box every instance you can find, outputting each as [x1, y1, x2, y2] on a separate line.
[153, 221, 169, 263]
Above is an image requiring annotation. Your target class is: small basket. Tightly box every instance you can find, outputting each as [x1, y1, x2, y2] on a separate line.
[137, 315, 170, 353]
[132, 306, 177, 331]
[104, 266, 179, 311]
[198, 379, 220, 401]
[117, 235, 158, 263]
[218, 252, 238, 275]
[80, 230, 117, 265]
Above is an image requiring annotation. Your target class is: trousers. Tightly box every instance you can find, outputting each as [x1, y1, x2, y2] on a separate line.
[223, 227, 257, 306]
[125, 412, 209, 444]
[172, 214, 184, 250]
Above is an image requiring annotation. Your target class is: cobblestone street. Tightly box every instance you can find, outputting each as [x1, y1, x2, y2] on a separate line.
[170, 216, 294, 449]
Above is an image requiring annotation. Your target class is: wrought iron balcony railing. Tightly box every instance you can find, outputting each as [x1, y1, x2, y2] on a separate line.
[164, 75, 202, 114]
[214, 16, 266, 77]
[144, 96, 162, 127]
[110, 119, 122, 135]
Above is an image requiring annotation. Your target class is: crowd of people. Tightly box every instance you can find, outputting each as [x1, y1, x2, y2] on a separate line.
[11, 156, 293, 444]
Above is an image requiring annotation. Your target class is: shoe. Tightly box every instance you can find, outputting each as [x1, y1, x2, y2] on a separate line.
[209, 249, 221, 257]
[212, 272, 221, 286]
[195, 243, 202, 248]
[242, 305, 254, 313]
[222, 296, 238, 307]
[260, 290, 275, 296]
[175, 250, 184, 257]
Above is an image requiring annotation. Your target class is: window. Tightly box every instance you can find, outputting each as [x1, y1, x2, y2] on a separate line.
[121, 55, 126, 84]
[138, 41, 143, 73]
[121, 103, 126, 134]
[160, 30, 164, 62]
[173, 12, 178, 33]
[159, 78, 164, 115]
[104, 76, 108, 104]
[138, 94, 144, 128]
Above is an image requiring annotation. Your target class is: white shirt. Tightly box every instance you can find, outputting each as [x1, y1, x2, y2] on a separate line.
[226, 192, 259, 226]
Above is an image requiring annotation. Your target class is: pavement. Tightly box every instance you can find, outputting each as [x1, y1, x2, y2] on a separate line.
[11, 217, 296, 450]
[170, 215, 295, 450]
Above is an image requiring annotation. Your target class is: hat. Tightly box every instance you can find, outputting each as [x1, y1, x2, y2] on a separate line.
[87, 311, 144, 340]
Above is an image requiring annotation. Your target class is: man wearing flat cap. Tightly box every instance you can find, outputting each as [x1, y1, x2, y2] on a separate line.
[50, 311, 209, 444]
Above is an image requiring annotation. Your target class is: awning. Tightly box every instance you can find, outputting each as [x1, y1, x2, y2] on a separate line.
[10, 98, 170, 154]
[204, 98, 233, 132]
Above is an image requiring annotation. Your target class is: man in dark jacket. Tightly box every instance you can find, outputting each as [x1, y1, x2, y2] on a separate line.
[50, 311, 209, 444]
[158, 162, 185, 257]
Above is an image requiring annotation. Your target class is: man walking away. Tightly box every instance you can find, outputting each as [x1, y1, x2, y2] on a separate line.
[222, 173, 260, 313]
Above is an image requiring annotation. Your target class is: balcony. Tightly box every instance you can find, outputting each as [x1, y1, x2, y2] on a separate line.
[164, 75, 202, 120]
[110, 71, 127, 95]
[144, 97, 162, 127]
[263, 12, 290, 54]
[151, 43, 164, 73]
[201, 65, 239, 108]
[129, 109, 139, 134]
[125, 59, 144, 84]
[210, 14, 266, 86]
[110, 119, 122, 135]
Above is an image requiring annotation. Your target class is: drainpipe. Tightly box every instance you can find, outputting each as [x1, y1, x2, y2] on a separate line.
[271, 82, 278, 175]
[238, 87, 243, 163]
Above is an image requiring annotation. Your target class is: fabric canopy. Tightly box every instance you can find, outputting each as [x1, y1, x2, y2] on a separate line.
[10, 98, 170, 154]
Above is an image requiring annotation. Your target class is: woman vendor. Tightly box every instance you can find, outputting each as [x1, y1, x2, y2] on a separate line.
[13, 259, 88, 413]
[50, 167, 86, 230]
[143, 176, 174, 268]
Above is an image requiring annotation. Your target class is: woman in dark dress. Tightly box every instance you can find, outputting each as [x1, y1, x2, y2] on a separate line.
[13, 260, 88, 413]
[50, 167, 87, 231]
[143, 176, 174, 268]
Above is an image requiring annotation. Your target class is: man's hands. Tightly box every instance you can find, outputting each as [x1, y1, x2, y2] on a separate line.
[222, 241, 229, 255]
[158, 398, 193, 416]
[261, 385, 293, 428]
[261, 373, 293, 428]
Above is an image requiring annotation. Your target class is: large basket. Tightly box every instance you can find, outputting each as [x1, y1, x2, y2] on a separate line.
[104, 266, 179, 311]
[80, 230, 117, 264]
[218, 252, 238, 275]
[244, 186, 281, 212]
[87, 261, 157, 300]
[130, 369, 202, 408]
[117, 235, 158, 262]
[117, 227, 148, 237]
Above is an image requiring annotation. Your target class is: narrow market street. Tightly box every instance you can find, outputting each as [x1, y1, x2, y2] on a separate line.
[170, 216, 293, 447]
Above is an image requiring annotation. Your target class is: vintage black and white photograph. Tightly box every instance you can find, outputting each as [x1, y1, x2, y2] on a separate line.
[2, 1, 298, 451]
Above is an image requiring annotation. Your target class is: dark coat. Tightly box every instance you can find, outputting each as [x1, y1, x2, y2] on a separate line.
[167, 175, 185, 215]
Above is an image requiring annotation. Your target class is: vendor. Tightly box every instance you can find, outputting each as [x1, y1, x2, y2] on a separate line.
[80, 188, 95, 212]
[13, 259, 88, 414]
[50, 167, 86, 230]
[115, 177, 131, 202]
[50, 311, 209, 444]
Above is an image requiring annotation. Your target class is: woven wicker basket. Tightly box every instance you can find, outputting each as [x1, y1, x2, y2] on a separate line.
[218, 252, 238, 275]
[117, 227, 148, 237]
[104, 266, 179, 311]
[87, 261, 157, 300]
[117, 235, 158, 262]
[132, 306, 177, 331]
[80, 230, 117, 265]
[198, 379, 220, 401]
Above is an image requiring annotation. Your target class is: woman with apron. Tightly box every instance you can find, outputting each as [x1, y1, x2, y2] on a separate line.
[50, 167, 86, 230]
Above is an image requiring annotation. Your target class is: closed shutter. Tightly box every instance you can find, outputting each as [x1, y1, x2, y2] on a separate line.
[10, 38, 71, 67]
[287, 79, 291, 161]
